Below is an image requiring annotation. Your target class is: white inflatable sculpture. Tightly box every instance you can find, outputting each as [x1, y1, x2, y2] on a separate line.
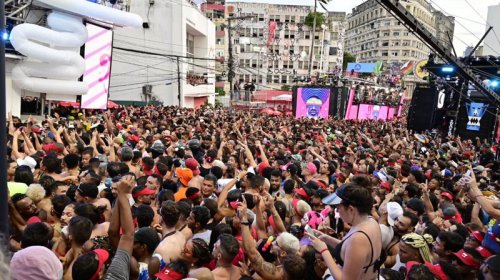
[10, 0, 142, 99]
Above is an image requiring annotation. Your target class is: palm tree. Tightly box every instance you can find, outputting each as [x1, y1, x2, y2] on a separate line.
[308, 0, 332, 77]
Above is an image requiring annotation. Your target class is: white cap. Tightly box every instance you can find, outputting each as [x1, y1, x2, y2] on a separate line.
[387, 202, 403, 226]
[17, 156, 37, 173]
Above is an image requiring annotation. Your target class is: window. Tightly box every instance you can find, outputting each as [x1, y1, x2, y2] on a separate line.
[382, 52, 388, 56]
[259, 14, 265, 21]
[252, 60, 257, 68]
[382, 41, 389, 47]
[329, 47, 338, 55]
[273, 75, 280, 83]
[391, 51, 399, 56]
[299, 16, 305, 23]
[290, 16, 296, 23]
[285, 15, 290, 23]
[266, 74, 272, 83]
[186, 34, 194, 58]
[216, 38, 224, 45]
[393, 31, 400, 36]
[383, 32, 390, 36]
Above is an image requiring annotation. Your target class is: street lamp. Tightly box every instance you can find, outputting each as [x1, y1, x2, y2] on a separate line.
[320, 24, 328, 74]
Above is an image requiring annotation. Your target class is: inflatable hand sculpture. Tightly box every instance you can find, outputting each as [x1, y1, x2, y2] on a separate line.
[10, 0, 142, 96]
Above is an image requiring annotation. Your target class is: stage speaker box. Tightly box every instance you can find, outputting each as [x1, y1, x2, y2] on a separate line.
[407, 85, 438, 132]
[456, 97, 497, 140]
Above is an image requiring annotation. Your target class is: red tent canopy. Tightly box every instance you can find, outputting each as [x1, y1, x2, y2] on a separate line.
[107, 100, 120, 109]
[58, 100, 120, 109]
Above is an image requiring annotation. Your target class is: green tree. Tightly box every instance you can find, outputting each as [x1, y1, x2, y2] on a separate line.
[343, 52, 356, 70]
[304, 12, 326, 29]
[215, 87, 225, 96]
[281, 85, 292, 91]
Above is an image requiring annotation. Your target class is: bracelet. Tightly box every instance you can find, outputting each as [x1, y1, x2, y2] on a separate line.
[241, 221, 250, 226]
[319, 248, 329, 255]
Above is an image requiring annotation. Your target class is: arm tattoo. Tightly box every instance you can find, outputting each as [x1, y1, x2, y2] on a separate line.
[249, 253, 277, 275]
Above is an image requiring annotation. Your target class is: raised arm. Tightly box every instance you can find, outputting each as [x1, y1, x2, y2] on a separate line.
[263, 193, 286, 235]
[238, 198, 281, 280]
[217, 171, 247, 208]
[116, 175, 135, 254]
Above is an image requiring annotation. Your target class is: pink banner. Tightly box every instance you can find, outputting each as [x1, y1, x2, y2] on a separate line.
[345, 104, 398, 121]
[497, 115, 500, 142]
[345, 89, 355, 119]
[81, 23, 113, 110]
[267, 21, 277, 47]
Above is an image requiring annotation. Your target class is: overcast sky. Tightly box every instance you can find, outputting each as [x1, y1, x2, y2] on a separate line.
[229, 0, 500, 56]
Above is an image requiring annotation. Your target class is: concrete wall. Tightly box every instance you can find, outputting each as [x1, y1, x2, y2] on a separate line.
[109, 0, 216, 107]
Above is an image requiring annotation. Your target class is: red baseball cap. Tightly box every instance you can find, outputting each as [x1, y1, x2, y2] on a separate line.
[132, 186, 155, 198]
[155, 266, 185, 280]
[453, 249, 480, 269]
[295, 188, 311, 201]
[406, 261, 448, 280]
[476, 246, 493, 258]
[90, 249, 109, 280]
[185, 158, 200, 176]
[380, 181, 392, 192]
[467, 228, 485, 243]
[441, 192, 453, 201]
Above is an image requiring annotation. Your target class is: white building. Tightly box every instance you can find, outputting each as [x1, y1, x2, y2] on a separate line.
[110, 0, 217, 108]
[227, 2, 346, 88]
[345, 0, 436, 63]
[482, 2, 500, 56]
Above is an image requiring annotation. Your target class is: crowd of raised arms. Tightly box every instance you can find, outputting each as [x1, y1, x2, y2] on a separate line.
[3, 104, 500, 280]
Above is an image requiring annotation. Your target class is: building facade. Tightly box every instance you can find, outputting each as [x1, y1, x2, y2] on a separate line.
[110, 0, 216, 108]
[483, 3, 500, 56]
[201, 1, 227, 95]
[432, 9, 455, 49]
[345, 0, 436, 64]
[224, 2, 346, 89]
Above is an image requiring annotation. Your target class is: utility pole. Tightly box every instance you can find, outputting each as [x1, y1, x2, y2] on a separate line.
[177, 57, 181, 107]
[308, 0, 318, 78]
[227, 15, 255, 104]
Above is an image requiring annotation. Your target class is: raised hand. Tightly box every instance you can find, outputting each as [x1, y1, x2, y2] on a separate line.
[117, 175, 135, 194]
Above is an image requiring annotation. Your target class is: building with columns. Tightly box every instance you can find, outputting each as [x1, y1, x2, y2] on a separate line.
[225, 2, 346, 89]
[345, 0, 437, 64]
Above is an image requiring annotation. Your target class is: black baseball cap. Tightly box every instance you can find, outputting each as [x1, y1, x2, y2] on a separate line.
[76, 183, 98, 199]
[134, 227, 160, 253]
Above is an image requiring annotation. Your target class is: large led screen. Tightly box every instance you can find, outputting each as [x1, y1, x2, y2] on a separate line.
[295, 87, 331, 119]
[81, 22, 113, 109]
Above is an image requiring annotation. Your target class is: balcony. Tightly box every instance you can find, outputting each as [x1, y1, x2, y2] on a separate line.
[216, 30, 225, 37]
[201, 3, 225, 12]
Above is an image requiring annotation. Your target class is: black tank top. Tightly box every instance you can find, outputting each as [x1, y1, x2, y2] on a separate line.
[332, 231, 383, 273]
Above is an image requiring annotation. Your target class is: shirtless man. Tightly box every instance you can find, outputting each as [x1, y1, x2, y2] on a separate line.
[74, 182, 112, 221]
[149, 200, 186, 278]
[212, 234, 241, 280]
[121, 146, 141, 176]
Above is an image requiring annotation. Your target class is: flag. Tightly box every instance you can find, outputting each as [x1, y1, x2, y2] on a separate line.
[267, 21, 277, 47]
[401, 61, 414, 75]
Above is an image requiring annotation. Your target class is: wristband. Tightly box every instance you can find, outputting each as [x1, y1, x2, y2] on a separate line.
[241, 221, 250, 226]
[319, 248, 329, 255]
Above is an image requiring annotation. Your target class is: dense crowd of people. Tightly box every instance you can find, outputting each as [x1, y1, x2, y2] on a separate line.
[3, 104, 500, 280]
